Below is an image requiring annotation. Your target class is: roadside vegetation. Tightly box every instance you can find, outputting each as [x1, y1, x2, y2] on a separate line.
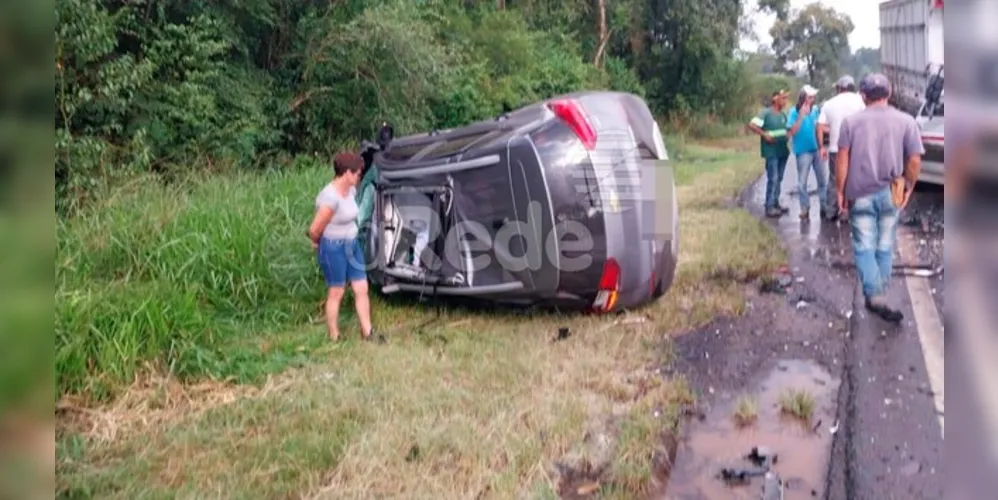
[734, 395, 760, 428]
[780, 388, 817, 422]
[57, 136, 785, 498]
[44, 0, 889, 496]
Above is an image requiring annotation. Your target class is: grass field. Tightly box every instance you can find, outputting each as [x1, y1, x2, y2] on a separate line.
[55, 135, 784, 499]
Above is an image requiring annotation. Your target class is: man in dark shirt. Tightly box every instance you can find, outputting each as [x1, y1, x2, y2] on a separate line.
[836, 73, 924, 322]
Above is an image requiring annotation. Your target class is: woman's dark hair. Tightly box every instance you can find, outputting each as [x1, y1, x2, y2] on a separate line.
[333, 152, 364, 177]
[795, 90, 808, 112]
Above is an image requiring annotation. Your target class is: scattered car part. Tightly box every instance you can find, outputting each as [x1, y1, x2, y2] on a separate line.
[761, 471, 784, 500]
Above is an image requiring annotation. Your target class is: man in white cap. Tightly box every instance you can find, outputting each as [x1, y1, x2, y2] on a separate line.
[817, 75, 866, 221]
[787, 84, 825, 220]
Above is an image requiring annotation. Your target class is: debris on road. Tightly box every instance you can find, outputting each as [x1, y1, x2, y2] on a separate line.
[760, 271, 795, 294]
[720, 465, 769, 483]
[619, 314, 650, 325]
[718, 446, 779, 483]
[717, 446, 786, 499]
[892, 264, 944, 278]
[553, 326, 572, 342]
[746, 446, 779, 468]
[761, 471, 785, 500]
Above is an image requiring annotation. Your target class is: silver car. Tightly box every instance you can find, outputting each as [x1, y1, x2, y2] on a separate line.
[915, 94, 944, 185]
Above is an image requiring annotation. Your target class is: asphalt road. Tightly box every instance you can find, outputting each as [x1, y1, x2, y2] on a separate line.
[766, 161, 947, 500]
[664, 157, 997, 499]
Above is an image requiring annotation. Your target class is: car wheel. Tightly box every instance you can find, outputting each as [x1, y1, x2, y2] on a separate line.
[653, 191, 679, 298]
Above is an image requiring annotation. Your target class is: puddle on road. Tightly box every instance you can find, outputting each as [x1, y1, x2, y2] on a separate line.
[659, 360, 840, 500]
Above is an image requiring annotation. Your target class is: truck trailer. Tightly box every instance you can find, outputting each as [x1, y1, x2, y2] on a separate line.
[879, 0, 944, 185]
[879, 0, 944, 115]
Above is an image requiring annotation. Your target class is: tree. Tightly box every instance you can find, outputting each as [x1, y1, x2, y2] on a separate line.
[758, 0, 789, 21]
[769, 2, 854, 86]
[841, 47, 880, 78]
[594, 0, 609, 68]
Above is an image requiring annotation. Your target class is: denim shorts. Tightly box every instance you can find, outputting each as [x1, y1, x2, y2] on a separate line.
[317, 238, 367, 287]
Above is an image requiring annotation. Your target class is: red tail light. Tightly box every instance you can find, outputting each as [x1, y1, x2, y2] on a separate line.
[547, 99, 597, 150]
[593, 258, 621, 313]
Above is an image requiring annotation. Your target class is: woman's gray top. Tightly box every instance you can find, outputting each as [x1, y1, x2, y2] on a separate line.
[316, 184, 359, 241]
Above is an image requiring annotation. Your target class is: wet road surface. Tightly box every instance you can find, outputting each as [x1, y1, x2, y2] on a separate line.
[666, 360, 839, 499]
[662, 156, 947, 499]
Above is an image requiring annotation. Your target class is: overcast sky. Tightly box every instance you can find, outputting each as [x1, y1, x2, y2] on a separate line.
[741, 0, 888, 52]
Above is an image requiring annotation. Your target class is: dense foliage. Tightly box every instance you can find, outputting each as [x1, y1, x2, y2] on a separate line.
[55, 0, 780, 214]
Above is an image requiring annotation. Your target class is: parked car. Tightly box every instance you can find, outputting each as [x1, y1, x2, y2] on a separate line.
[356, 91, 679, 313]
[916, 101, 944, 185]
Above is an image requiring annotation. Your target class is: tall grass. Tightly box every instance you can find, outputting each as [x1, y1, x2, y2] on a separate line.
[56, 167, 335, 400]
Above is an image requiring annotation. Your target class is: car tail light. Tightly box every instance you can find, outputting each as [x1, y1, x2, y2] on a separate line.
[592, 258, 621, 313]
[547, 99, 597, 150]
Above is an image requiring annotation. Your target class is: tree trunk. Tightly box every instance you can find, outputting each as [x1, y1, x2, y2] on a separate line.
[496, 0, 505, 10]
[594, 0, 609, 68]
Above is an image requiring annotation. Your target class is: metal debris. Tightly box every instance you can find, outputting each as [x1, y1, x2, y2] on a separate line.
[893, 264, 944, 277]
[719, 446, 781, 491]
[761, 471, 785, 500]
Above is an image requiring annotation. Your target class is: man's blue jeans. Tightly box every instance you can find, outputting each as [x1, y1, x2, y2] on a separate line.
[764, 155, 789, 209]
[795, 151, 828, 212]
[849, 187, 899, 299]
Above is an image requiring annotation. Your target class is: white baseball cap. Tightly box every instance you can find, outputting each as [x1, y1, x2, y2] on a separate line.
[801, 84, 819, 97]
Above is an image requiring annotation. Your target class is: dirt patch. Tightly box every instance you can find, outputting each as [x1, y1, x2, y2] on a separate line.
[658, 359, 840, 499]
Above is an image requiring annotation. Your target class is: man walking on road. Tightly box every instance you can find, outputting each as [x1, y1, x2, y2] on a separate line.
[836, 73, 924, 322]
[787, 85, 825, 220]
[748, 89, 791, 218]
[818, 76, 866, 221]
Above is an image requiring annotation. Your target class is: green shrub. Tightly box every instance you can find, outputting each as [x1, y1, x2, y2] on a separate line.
[55, 168, 329, 399]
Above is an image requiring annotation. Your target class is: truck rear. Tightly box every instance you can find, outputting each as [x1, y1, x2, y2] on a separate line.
[879, 0, 944, 115]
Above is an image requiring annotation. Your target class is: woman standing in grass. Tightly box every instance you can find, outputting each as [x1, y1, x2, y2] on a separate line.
[307, 152, 376, 342]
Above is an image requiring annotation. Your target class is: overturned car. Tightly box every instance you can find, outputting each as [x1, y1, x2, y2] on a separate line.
[355, 91, 678, 313]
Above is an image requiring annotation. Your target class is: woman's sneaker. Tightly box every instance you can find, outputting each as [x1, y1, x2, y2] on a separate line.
[765, 206, 783, 218]
[363, 329, 388, 344]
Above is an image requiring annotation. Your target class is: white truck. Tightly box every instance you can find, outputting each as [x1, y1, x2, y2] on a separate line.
[879, 0, 944, 185]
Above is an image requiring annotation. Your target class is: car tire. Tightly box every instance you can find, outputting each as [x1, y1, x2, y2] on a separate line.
[652, 245, 677, 298]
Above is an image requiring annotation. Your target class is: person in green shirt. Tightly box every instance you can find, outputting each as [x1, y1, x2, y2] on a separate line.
[748, 89, 791, 217]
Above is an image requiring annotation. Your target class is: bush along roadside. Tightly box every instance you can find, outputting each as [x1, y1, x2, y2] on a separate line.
[56, 0, 765, 215]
